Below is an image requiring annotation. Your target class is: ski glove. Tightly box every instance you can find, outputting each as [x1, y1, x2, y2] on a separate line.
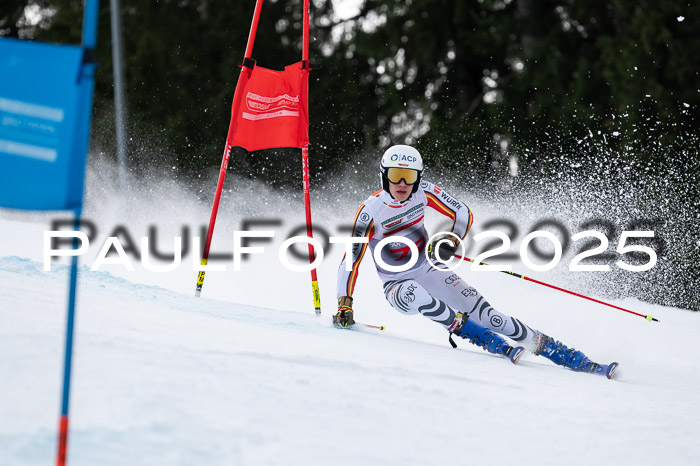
[427, 233, 460, 263]
[333, 296, 355, 327]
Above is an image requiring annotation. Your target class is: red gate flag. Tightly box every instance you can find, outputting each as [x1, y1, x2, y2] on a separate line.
[226, 61, 309, 152]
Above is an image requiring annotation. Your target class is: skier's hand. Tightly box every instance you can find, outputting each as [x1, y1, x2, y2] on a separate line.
[334, 307, 354, 327]
[428, 233, 460, 263]
[333, 296, 355, 327]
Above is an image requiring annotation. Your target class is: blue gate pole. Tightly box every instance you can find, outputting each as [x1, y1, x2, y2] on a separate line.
[83, 0, 99, 49]
[56, 209, 83, 466]
[56, 3, 99, 465]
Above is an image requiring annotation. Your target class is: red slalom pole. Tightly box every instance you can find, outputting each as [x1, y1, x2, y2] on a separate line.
[454, 254, 659, 322]
[195, 144, 232, 296]
[195, 0, 264, 297]
[302, 145, 321, 314]
[244, 0, 264, 58]
[300, 0, 321, 314]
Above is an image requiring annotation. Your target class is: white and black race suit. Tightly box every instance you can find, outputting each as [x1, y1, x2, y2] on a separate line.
[337, 180, 541, 351]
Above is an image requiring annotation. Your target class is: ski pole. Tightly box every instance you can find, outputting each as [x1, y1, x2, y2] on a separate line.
[454, 254, 659, 322]
[357, 322, 386, 331]
[336, 322, 386, 331]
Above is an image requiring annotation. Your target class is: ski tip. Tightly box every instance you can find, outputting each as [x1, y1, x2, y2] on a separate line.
[606, 362, 620, 380]
[509, 346, 525, 365]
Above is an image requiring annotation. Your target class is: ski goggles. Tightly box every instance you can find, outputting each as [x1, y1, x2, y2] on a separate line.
[386, 167, 419, 184]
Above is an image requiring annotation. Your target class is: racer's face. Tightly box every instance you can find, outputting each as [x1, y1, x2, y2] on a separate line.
[389, 179, 413, 202]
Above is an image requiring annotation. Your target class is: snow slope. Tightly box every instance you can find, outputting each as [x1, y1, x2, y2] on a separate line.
[1, 228, 699, 465]
[1, 161, 699, 465]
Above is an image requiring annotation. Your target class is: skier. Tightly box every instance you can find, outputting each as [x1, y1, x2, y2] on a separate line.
[333, 144, 618, 379]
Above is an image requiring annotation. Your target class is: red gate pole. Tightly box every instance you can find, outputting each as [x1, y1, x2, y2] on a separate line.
[302, 145, 321, 313]
[195, 0, 264, 296]
[300, 0, 321, 313]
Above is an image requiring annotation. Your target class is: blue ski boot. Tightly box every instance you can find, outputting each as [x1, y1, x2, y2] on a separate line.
[535, 335, 617, 378]
[591, 362, 620, 379]
[450, 313, 524, 364]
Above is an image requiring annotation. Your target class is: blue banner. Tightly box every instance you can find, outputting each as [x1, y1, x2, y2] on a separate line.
[0, 3, 101, 464]
[0, 38, 96, 211]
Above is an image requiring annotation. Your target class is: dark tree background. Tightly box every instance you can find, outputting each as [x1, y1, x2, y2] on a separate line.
[1, 0, 697, 182]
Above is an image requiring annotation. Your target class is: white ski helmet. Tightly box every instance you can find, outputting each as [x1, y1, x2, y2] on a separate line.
[379, 144, 424, 194]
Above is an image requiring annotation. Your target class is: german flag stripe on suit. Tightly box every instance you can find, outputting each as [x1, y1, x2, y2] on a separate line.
[425, 191, 473, 240]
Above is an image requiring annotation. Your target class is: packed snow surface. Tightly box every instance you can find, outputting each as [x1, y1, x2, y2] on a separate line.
[1, 162, 698, 465]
